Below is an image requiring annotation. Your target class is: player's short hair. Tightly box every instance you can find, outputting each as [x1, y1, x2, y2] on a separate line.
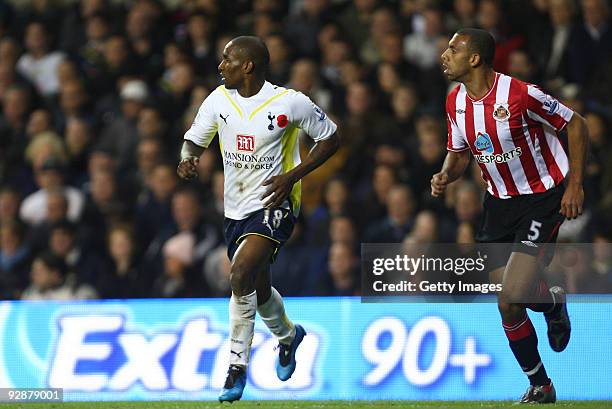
[230, 36, 270, 76]
[456, 28, 496, 67]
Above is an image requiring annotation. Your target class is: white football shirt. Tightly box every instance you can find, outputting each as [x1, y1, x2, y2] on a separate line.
[184, 81, 337, 220]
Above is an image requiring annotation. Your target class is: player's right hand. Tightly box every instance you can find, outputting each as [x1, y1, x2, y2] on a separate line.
[177, 157, 199, 180]
[431, 172, 449, 197]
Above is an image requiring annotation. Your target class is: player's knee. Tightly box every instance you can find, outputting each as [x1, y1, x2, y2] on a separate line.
[498, 300, 523, 321]
[230, 262, 254, 294]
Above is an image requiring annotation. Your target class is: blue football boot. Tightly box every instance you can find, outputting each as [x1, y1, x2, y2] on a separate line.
[218, 365, 246, 402]
[276, 324, 306, 381]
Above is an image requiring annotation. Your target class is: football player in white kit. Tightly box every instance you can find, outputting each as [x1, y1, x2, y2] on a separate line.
[177, 36, 339, 402]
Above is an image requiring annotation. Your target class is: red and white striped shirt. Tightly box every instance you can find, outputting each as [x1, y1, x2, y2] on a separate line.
[446, 72, 574, 199]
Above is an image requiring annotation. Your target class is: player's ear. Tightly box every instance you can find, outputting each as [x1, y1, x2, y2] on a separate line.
[244, 60, 254, 74]
[470, 53, 481, 68]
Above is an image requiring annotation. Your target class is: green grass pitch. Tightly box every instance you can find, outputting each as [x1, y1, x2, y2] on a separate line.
[0, 401, 609, 409]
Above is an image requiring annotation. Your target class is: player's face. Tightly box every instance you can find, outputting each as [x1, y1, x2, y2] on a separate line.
[440, 34, 472, 82]
[218, 42, 244, 89]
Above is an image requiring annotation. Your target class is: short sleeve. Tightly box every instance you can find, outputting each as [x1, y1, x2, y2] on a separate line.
[184, 91, 218, 148]
[446, 97, 468, 152]
[525, 84, 574, 131]
[289, 92, 337, 142]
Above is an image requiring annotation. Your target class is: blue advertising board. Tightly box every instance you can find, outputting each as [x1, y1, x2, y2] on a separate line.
[0, 297, 609, 401]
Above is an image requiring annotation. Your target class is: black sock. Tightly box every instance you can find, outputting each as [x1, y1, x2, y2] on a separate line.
[503, 313, 551, 386]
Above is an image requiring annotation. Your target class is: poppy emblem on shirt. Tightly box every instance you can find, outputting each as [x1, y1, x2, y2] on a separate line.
[277, 114, 288, 128]
[493, 103, 510, 122]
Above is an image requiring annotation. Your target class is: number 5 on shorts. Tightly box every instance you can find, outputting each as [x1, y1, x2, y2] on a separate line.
[528, 220, 542, 241]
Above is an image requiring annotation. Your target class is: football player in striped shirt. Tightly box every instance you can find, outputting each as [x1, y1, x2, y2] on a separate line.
[432, 28, 588, 404]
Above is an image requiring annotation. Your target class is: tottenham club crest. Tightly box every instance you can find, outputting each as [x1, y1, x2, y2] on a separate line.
[493, 103, 510, 122]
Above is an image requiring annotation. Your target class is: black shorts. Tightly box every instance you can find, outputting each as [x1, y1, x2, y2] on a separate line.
[476, 183, 566, 270]
[224, 207, 296, 262]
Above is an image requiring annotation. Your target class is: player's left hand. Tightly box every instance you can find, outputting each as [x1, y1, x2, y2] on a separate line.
[261, 174, 295, 208]
[560, 183, 584, 220]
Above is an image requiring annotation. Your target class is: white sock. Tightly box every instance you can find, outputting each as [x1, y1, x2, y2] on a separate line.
[229, 291, 257, 367]
[257, 287, 295, 345]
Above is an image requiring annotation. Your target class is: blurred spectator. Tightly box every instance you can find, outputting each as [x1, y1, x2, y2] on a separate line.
[583, 112, 610, 204]
[330, 215, 359, 247]
[270, 215, 320, 296]
[308, 177, 352, 244]
[507, 49, 538, 83]
[97, 224, 144, 299]
[144, 188, 221, 279]
[0, 37, 20, 68]
[317, 241, 359, 296]
[411, 122, 447, 202]
[454, 181, 483, 225]
[338, 0, 380, 50]
[478, 0, 524, 73]
[80, 168, 129, 253]
[16, 22, 65, 97]
[134, 137, 164, 192]
[364, 184, 416, 243]
[404, 6, 446, 71]
[97, 35, 138, 95]
[60, 0, 112, 54]
[184, 12, 216, 75]
[48, 220, 109, 286]
[64, 117, 95, 187]
[56, 79, 90, 132]
[341, 82, 394, 181]
[25, 187, 69, 253]
[448, 0, 478, 32]
[0, 86, 31, 183]
[361, 164, 398, 224]
[0, 221, 30, 299]
[26, 109, 53, 139]
[160, 62, 194, 122]
[361, 6, 400, 65]
[287, 58, 331, 111]
[591, 231, 612, 283]
[265, 33, 292, 87]
[135, 162, 178, 248]
[530, 0, 576, 92]
[203, 245, 231, 297]
[0, 187, 21, 224]
[285, 0, 332, 58]
[98, 80, 149, 171]
[456, 221, 477, 244]
[153, 231, 198, 298]
[20, 158, 84, 225]
[21, 251, 98, 301]
[568, 0, 612, 85]
[410, 210, 439, 243]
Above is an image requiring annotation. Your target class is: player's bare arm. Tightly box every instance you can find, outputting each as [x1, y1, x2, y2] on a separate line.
[261, 132, 340, 208]
[177, 140, 205, 180]
[431, 150, 470, 197]
[560, 113, 588, 220]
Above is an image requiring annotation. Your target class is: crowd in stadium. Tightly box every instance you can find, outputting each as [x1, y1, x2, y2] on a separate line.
[0, 0, 611, 300]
